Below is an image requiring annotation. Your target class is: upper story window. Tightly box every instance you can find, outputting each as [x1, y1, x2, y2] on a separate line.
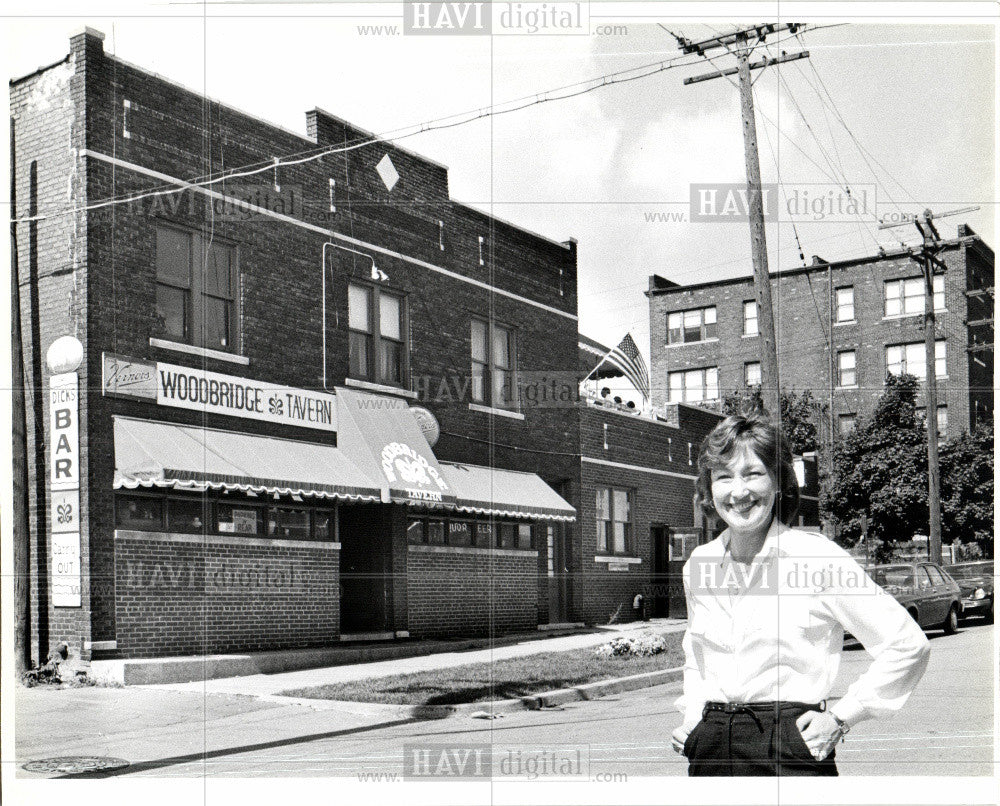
[917, 406, 948, 439]
[596, 486, 632, 555]
[886, 340, 946, 380]
[154, 225, 237, 352]
[837, 413, 856, 434]
[668, 366, 719, 404]
[668, 306, 717, 345]
[744, 361, 761, 387]
[471, 319, 517, 410]
[884, 275, 944, 318]
[349, 283, 407, 386]
[837, 350, 857, 387]
[835, 286, 855, 323]
[743, 300, 758, 336]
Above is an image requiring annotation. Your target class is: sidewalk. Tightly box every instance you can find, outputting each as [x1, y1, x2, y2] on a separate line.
[146, 618, 687, 698]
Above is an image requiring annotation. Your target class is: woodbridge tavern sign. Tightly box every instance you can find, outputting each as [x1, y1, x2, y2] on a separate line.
[102, 353, 337, 432]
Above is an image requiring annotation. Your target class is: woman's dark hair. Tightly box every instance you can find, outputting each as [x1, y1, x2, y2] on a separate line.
[694, 414, 800, 525]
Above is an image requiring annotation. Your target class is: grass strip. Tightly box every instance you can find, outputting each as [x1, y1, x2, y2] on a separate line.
[279, 632, 685, 706]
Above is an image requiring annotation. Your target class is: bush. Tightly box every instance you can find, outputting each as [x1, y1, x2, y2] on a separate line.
[594, 632, 668, 658]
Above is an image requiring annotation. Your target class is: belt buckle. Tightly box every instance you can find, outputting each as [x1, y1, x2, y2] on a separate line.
[723, 701, 743, 713]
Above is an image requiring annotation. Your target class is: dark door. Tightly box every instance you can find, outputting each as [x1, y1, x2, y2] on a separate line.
[651, 525, 670, 617]
[339, 504, 392, 634]
[667, 528, 703, 618]
[547, 523, 570, 624]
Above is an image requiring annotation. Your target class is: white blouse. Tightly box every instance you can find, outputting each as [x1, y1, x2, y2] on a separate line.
[675, 522, 931, 730]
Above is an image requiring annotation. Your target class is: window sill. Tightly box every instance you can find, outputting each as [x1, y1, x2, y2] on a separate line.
[468, 402, 525, 420]
[149, 338, 250, 366]
[345, 377, 418, 399]
[593, 554, 642, 564]
[741, 333, 759, 339]
[882, 311, 946, 322]
[833, 320, 857, 327]
[837, 384, 859, 390]
[665, 337, 719, 349]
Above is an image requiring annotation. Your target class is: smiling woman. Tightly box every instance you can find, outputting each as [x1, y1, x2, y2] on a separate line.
[670, 414, 931, 777]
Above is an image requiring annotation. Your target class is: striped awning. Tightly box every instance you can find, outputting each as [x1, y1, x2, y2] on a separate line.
[437, 462, 576, 522]
[112, 416, 381, 501]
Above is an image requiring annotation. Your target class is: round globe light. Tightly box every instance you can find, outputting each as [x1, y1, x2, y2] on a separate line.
[46, 335, 84, 374]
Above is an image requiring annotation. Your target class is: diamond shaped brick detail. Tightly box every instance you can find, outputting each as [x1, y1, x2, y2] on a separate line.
[376, 154, 400, 192]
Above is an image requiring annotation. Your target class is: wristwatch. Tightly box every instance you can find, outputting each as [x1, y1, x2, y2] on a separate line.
[830, 712, 851, 741]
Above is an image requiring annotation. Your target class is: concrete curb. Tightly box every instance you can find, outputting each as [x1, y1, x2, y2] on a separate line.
[266, 666, 685, 720]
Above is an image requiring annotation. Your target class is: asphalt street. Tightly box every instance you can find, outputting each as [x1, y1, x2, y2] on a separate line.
[14, 620, 995, 780]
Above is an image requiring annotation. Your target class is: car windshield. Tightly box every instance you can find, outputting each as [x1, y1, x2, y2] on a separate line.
[874, 566, 914, 589]
[946, 562, 993, 580]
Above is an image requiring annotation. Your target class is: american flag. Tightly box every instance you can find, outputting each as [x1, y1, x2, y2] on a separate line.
[604, 333, 650, 402]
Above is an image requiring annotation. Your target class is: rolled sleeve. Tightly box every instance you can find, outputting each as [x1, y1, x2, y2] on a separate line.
[823, 555, 931, 726]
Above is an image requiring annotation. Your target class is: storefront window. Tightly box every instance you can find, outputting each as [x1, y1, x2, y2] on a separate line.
[427, 520, 446, 544]
[474, 522, 494, 548]
[448, 521, 472, 546]
[314, 510, 333, 541]
[407, 519, 425, 544]
[269, 507, 311, 540]
[517, 523, 533, 550]
[116, 495, 164, 530]
[498, 523, 517, 549]
[168, 498, 208, 533]
[217, 503, 263, 535]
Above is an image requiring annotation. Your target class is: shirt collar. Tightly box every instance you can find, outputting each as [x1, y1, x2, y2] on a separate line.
[719, 518, 787, 564]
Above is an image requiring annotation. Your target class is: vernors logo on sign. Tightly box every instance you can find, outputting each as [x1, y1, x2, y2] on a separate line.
[380, 442, 449, 502]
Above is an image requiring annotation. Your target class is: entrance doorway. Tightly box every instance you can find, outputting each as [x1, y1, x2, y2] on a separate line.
[651, 524, 670, 617]
[547, 523, 571, 624]
[338, 504, 392, 635]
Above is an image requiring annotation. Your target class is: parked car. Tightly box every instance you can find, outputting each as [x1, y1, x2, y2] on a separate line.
[871, 562, 963, 633]
[944, 560, 994, 623]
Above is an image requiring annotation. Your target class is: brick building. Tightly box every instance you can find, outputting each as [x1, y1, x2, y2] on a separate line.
[11, 28, 725, 667]
[646, 234, 994, 443]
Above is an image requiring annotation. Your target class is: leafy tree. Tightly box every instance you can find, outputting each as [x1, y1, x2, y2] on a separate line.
[723, 386, 826, 455]
[821, 373, 994, 560]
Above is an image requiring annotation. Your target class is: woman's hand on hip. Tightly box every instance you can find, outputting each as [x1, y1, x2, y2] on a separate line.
[795, 710, 844, 760]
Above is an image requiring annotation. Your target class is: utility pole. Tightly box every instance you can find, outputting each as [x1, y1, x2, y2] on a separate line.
[878, 206, 979, 566]
[678, 24, 809, 422]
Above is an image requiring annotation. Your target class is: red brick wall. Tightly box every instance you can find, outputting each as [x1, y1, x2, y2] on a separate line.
[406, 545, 538, 639]
[113, 533, 339, 657]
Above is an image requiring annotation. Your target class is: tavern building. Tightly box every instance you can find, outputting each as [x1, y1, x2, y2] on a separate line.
[12, 28, 724, 672]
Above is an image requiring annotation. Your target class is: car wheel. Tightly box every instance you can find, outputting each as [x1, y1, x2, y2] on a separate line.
[942, 604, 959, 634]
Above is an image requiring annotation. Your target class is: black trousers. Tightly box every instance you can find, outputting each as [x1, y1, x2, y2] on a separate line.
[684, 702, 839, 777]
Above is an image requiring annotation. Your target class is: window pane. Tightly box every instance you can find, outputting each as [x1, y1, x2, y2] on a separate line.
[886, 346, 903, 375]
[156, 227, 191, 285]
[168, 498, 207, 533]
[155, 285, 188, 341]
[471, 320, 487, 361]
[933, 275, 945, 310]
[685, 369, 703, 402]
[745, 362, 761, 386]
[217, 503, 262, 535]
[427, 521, 445, 544]
[348, 284, 371, 331]
[379, 339, 403, 385]
[595, 488, 609, 519]
[903, 278, 923, 314]
[668, 372, 683, 402]
[203, 296, 231, 350]
[517, 524, 533, 550]
[683, 310, 701, 342]
[407, 519, 425, 543]
[492, 326, 510, 368]
[448, 521, 472, 546]
[380, 293, 402, 340]
[314, 511, 332, 540]
[613, 489, 630, 524]
[474, 522, 494, 547]
[493, 368, 512, 408]
[937, 407, 947, 437]
[471, 363, 486, 402]
[667, 313, 683, 344]
[349, 331, 370, 379]
[116, 496, 164, 530]
[935, 341, 946, 377]
[613, 522, 627, 554]
[203, 242, 233, 297]
[703, 307, 717, 325]
[498, 523, 516, 549]
[906, 343, 927, 379]
[705, 367, 719, 401]
[269, 508, 311, 540]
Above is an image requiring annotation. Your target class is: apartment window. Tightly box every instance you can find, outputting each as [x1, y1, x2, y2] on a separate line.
[835, 286, 855, 323]
[744, 361, 761, 387]
[596, 486, 632, 554]
[743, 301, 758, 336]
[837, 413, 856, 435]
[668, 306, 717, 345]
[349, 283, 407, 386]
[471, 319, 517, 409]
[837, 350, 857, 387]
[917, 406, 948, 439]
[668, 366, 719, 404]
[884, 275, 944, 317]
[886, 341, 946, 380]
[154, 226, 237, 351]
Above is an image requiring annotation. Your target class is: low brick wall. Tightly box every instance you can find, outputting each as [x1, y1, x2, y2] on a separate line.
[406, 544, 538, 639]
[114, 531, 339, 657]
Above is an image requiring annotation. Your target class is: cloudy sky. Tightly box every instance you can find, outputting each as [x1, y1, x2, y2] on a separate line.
[5, 3, 996, 371]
